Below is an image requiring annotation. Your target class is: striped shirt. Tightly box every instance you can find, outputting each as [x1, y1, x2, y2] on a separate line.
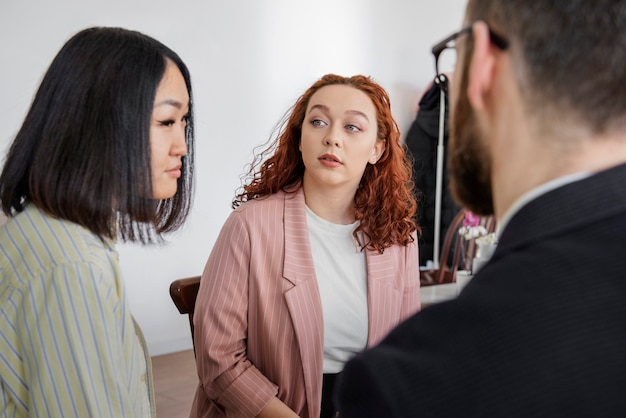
[0, 205, 154, 417]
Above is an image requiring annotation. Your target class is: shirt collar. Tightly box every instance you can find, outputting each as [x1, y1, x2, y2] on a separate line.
[497, 171, 592, 238]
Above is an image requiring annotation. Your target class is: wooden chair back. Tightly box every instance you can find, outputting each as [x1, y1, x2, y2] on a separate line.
[169, 275, 201, 354]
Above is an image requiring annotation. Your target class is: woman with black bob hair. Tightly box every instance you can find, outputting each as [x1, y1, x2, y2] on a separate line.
[0, 27, 194, 417]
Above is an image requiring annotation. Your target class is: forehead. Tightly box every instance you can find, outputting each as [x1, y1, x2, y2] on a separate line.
[155, 60, 189, 103]
[307, 84, 376, 117]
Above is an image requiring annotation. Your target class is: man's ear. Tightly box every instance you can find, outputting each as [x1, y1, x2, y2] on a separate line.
[466, 21, 498, 110]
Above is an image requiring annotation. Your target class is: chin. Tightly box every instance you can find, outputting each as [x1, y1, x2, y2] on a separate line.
[152, 187, 178, 200]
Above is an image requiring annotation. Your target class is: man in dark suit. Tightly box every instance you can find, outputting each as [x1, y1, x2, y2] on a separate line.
[335, 0, 626, 416]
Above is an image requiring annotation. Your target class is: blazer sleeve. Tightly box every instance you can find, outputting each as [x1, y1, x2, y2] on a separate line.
[193, 210, 278, 417]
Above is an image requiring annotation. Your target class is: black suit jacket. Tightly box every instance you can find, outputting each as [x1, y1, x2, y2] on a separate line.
[336, 163, 626, 417]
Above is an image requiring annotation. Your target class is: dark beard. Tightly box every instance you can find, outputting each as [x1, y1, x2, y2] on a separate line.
[448, 73, 495, 216]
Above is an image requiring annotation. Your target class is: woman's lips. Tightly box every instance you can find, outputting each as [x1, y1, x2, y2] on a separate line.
[166, 165, 182, 178]
[319, 154, 342, 167]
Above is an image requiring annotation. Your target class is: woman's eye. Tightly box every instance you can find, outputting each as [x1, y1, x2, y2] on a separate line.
[312, 119, 327, 127]
[346, 124, 360, 132]
[159, 119, 175, 127]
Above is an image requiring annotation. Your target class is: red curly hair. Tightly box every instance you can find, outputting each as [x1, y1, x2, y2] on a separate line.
[234, 74, 418, 253]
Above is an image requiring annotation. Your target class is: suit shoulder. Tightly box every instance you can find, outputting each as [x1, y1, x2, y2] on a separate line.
[232, 191, 290, 216]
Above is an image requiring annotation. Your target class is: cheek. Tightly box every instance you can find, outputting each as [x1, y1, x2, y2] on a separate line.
[149, 132, 168, 166]
[299, 134, 314, 158]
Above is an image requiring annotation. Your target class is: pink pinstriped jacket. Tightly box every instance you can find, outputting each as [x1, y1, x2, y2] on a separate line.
[190, 187, 420, 418]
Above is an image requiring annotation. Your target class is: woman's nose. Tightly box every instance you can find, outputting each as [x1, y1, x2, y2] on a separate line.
[323, 127, 342, 147]
[173, 126, 188, 156]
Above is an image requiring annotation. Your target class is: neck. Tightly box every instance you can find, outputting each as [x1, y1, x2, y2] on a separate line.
[302, 176, 356, 224]
[492, 125, 626, 221]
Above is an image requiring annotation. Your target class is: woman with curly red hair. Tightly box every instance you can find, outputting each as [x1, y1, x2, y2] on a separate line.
[191, 74, 421, 418]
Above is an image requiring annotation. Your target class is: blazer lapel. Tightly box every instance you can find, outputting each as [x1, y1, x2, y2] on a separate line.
[365, 247, 402, 347]
[282, 188, 323, 417]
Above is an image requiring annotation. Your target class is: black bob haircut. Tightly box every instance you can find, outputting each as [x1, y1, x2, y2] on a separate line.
[0, 26, 195, 244]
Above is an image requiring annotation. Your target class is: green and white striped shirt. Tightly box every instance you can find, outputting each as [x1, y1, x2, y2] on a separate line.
[0, 205, 154, 417]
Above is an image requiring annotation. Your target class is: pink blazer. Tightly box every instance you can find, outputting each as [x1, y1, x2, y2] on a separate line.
[190, 187, 420, 418]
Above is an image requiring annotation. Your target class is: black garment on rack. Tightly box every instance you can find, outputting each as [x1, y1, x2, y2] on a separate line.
[405, 82, 460, 266]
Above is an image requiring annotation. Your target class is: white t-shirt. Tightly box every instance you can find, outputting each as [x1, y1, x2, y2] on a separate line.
[305, 206, 369, 373]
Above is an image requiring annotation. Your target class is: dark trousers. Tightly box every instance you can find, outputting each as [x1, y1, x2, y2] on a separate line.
[321, 373, 340, 418]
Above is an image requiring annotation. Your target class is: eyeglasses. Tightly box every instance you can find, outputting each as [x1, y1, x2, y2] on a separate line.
[431, 23, 509, 92]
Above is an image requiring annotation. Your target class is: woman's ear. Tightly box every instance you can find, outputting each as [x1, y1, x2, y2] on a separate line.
[370, 140, 385, 164]
[466, 21, 498, 111]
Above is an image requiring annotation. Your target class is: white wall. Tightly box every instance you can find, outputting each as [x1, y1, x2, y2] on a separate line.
[0, 0, 466, 355]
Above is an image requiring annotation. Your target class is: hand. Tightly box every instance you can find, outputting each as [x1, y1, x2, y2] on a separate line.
[255, 397, 300, 418]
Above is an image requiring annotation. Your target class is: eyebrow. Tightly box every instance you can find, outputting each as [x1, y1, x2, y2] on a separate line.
[154, 98, 186, 109]
[309, 104, 370, 122]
